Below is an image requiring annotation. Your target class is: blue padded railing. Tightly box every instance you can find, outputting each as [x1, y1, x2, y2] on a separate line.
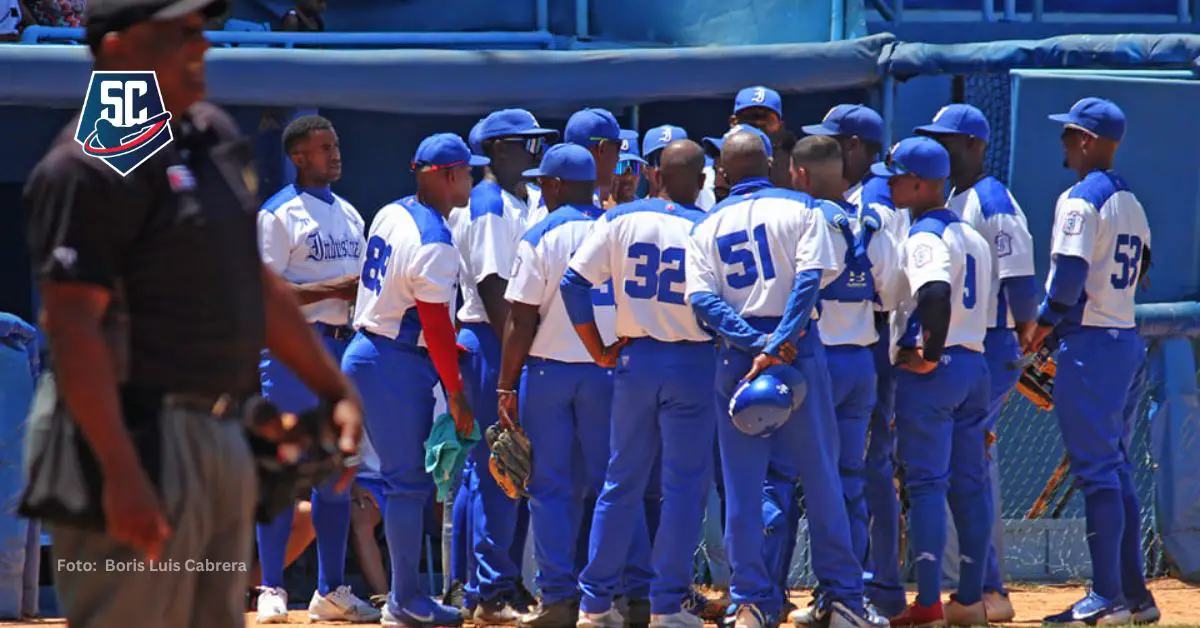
[18, 26, 558, 49]
[870, 0, 1197, 23]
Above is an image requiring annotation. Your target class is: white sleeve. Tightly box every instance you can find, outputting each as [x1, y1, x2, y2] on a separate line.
[685, 226, 719, 298]
[408, 242, 460, 304]
[257, 211, 292, 275]
[1050, 197, 1099, 263]
[503, 240, 545, 306]
[871, 230, 901, 312]
[795, 205, 840, 276]
[990, 211, 1036, 279]
[567, 217, 613, 286]
[903, 232, 952, 295]
[468, 213, 520, 284]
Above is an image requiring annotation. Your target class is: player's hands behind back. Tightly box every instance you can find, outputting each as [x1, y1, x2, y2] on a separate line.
[896, 347, 938, 374]
[595, 337, 629, 368]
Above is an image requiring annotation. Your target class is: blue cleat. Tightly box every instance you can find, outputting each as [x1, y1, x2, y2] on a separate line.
[1043, 592, 1131, 626]
[383, 596, 465, 627]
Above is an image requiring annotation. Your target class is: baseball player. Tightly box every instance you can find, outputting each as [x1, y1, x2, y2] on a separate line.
[612, 129, 648, 205]
[642, 125, 688, 200]
[914, 104, 1038, 622]
[255, 115, 379, 624]
[801, 104, 906, 616]
[492, 144, 616, 628]
[341, 132, 486, 627]
[562, 139, 714, 628]
[788, 135, 899, 615]
[696, 86, 785, 212]
[870, 137, 993, 627]
[454, 109, 559, 623]
[688, 131, 878, 628]
[1029, 98, 1158, 625]
[563, 108, 622, 207]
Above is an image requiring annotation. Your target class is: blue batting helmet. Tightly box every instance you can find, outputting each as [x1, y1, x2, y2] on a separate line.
[728, 364, 807, 437]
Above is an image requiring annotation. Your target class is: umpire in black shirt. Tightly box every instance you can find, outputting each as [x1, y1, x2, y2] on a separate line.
[21, 0, 365, 626]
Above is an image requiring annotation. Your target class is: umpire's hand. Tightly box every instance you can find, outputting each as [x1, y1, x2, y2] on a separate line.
[103, 460, 171, 561]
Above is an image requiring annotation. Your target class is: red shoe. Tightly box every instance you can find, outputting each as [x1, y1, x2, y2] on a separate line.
[890, 601, 946, 628]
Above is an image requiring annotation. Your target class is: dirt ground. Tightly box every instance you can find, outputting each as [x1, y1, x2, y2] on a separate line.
[0, 578, 1195, 627]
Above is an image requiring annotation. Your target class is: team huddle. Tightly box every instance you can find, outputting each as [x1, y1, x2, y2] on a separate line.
[255, 88, 1158, 628]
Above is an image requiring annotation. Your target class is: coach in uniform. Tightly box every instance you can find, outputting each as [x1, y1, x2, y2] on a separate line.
[23, 0, 364, 626]
[1030, 98, 1159, 626]
[563, 108, 622, 208]
[342, 132, 485, 628]
[254, 114, 378, 624]
[872, 137, 993, 627]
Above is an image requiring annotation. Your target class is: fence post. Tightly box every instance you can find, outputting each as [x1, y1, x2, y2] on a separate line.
[1032, 0, 1044, 21]
[1148, 336, 1200, 582]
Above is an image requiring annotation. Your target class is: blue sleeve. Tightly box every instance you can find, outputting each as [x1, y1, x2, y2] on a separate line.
[688, 292, 768, 354]
[560, 268, 596, 326]
[765, 268, 821, 356]
[1002, 275, 1039, 324]
[1037, 255, 1089, 326]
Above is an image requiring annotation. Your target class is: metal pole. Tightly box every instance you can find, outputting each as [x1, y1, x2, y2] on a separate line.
[576, 0, 589, 39]
[536, 0, 549, 31]
[894, 0, 904, 23]
[1003, 0, 1016, 20]
[982, 0, 996, 22]
[1178, 0, 1189, 23]
[1032, 0, 1044, 21]
[882, 75, 896, 153]
[631, 105, 641, 134]
[831, 0, 845, 40]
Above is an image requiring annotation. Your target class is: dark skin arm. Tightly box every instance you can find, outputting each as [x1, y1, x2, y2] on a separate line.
[289, 275, 358, 305]
[478, 274, 510, 340]
[496, 302, 539, 429]
[280, 11, 301, 31]
[40, 283, 171, 560]
[572, 322, 628, 369]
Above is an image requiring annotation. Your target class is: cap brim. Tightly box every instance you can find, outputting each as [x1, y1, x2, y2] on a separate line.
[701, 137, 723, 157]
[470, 155, 491, 167]
[913, 123, 962, 136]
[734, 104, 782, 116]
[618, 153, 647, 165]
[869, 162, 899, 178]
[800, 123, 839, 137]
[1047, 113, 1079, 125]
[521, 167, 545, 178]
[512, 129, 560, 139]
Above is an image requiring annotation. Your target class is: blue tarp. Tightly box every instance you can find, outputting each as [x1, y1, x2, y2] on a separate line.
[882, 33, 1200, 78]
[0, 34, 892, 115]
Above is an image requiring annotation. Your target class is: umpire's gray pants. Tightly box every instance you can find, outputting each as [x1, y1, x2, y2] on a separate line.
[49, 406, 257, 628]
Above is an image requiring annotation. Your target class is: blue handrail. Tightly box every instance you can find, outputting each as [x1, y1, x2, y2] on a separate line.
[18, 26, 557, 49]
[871, 0, 1191, 23]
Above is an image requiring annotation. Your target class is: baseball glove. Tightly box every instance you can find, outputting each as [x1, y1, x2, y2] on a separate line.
[1014, 345, 1056, 412]
[486, 423, 532, 500]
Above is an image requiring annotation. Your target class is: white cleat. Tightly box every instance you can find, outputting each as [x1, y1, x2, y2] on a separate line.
[309, 585, 384, 623]
[256, 586, 289, 624]
[734, 604, 767, 628]
[649, 611, 705, 628]
[578, 607, 626, 628]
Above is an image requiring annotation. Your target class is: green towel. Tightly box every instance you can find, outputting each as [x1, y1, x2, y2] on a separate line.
[424, 412, 481, 501]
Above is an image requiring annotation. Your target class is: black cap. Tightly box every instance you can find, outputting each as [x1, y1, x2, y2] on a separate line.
[85, 0, 229, 50]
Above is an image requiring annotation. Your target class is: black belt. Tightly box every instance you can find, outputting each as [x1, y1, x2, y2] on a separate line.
[162, 393, 249, 419]
[316, 323, 354, 341]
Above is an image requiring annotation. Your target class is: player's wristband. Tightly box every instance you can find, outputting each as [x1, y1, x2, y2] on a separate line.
[497, 389, 517, 396]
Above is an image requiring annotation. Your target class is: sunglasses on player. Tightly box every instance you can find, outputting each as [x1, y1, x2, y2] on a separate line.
[495, 137, 546, 154]
[615, 160, 642, 177]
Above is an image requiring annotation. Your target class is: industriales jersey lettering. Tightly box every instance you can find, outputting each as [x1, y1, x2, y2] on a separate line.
[569, 198, 710, 343]
[947, 176, 1035, 329]
[352, 196, 459, 347]
[506, 204, 618, 362]
[817, 199, 899, 347]
[889, 209, 992, 364]
[687, 187, 840, 319]
[1048, 170, 1151, 329]
[258, 184, 366, 326]
[455, 181, 547, 324]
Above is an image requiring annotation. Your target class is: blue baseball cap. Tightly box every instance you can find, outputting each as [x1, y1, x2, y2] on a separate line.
[477, 108, 558, 142]
[702, 124, 774, 159]
[734, 86, 782, 116]
[1048, 97, 1126, 142]
[915, 104, 990, 143]
[802, 104, 885, 146]
[467, 118, 486, 156]
[412, 133, 489, 170]
[870, 136, 950, 180]
[564, 108, 621, 146]
[521, 143, 596, 181]
[617, 129, 647, 165]
[642, 125, 688, 160]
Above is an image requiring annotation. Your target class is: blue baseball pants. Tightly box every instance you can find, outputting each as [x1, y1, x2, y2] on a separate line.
[981, 328, 1021, 593]
[257, 325, 352, 595]
[718, 323, 863, 617]
[864, 325, 903, 615]
[579, 339, 715, 616]
[894, 347, 991, 608]
[826, 345, 878, 566]
[458, 323, 521, 603]
[1053, 327, 1150, 606]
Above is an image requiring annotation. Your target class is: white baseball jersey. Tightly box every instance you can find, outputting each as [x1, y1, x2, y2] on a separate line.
[697, 165, 717, 211]
[846, 175, 909, 243]
[570, 199, 711, 343]
[1047, 170, 1150, 329]
[455, 181, 545, 324]
[889, 210, 992, 364]
[259, 185, 366, 326]
[505, 204, 618, 362]
[687, 187, 840, 323]
[353, 196, 459, 346]
[948, 176, 1036, 329]
[817, 200, 900, 347]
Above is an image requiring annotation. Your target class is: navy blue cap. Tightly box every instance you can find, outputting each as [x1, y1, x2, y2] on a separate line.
[477, 109, 558, 142]
[467, 119, 486, 156]
[617, 129, 647, 165]
[802, 104, 885, 146]
[521, 143, 596, 181]
[1048, 97, 1126, 142]
[915, 104, 990, 143]
[701, 124, 774, 159]
[642, 125, 688, 159]
[564, 108, 621, 146]
[413, 133, 489, 170]
[869, 136, 950, 180]
[734, 86, 782, 116]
